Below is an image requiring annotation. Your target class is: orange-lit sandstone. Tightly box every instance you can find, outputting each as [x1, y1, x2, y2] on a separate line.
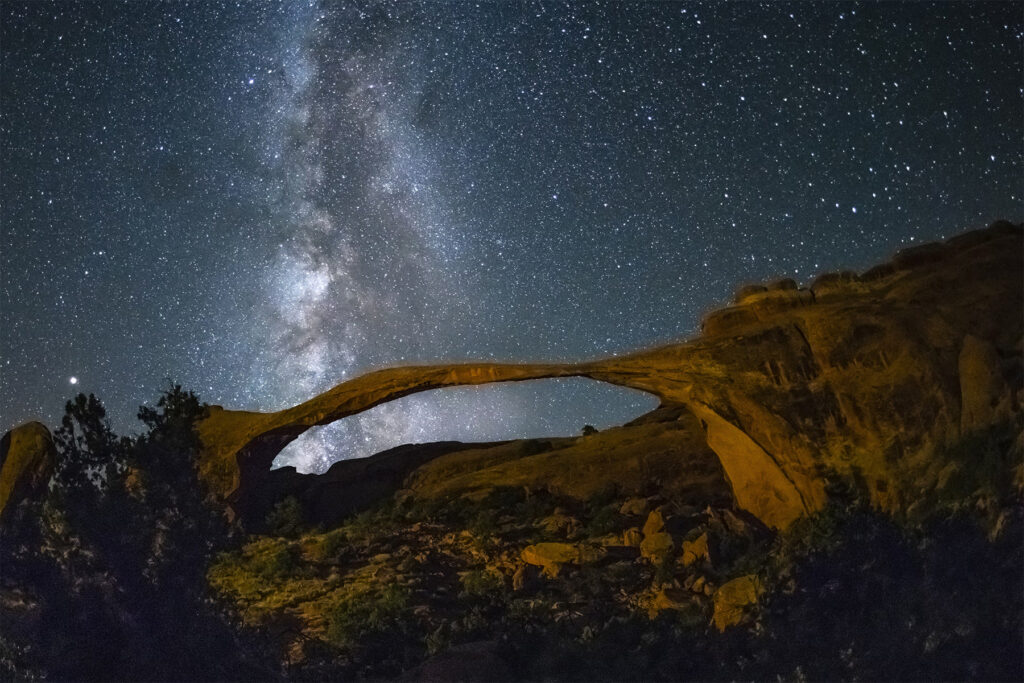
[188, 222, 1021, 530]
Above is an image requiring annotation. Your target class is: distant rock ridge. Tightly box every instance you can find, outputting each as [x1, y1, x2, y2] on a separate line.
[3, 220, 1021, 529]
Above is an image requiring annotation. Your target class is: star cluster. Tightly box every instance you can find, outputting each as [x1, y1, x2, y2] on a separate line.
[2, 2, 1020, 471]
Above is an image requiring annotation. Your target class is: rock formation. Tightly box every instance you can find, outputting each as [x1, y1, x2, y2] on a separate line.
[2, 222, 1020, 530]
[191, 221, 1021, 529]
[0, 422, 56, 525]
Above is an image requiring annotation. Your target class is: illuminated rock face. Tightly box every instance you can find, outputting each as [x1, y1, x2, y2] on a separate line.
[193, 222, 1023, 529]
[0, 422, 56, 524]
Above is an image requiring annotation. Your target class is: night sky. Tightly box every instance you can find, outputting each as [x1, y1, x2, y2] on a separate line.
[2, 2, 1021, 472]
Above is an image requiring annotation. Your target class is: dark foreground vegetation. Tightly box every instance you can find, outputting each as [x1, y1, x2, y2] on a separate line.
[1, 389, 1021, 681]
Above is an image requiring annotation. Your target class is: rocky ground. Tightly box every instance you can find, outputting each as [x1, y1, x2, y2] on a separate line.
[210, 486, 769, 679]
[208, 476, 1023, 681]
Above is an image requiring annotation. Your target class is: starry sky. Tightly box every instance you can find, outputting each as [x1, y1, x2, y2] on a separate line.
[2, 1, 1021, 472]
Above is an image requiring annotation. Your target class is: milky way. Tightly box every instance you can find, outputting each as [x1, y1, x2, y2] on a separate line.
[2, 2, 1021, 472]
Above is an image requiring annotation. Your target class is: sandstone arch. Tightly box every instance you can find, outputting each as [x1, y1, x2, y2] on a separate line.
[196, 357, 821, 530]
[1, 223, 1018, 529]
[196, 223, 1022, 531]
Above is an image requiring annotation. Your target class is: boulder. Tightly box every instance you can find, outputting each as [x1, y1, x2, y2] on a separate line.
[521, 542, 578, 577]
[538, 511, 579, 536]
[734, 284, 768, 304]
[0, 422, 56, 525]
[622, 527, 643, 547]
[767, 277, 798, 291]
[642, 509, 666, 536]
[712, 575, 764, 631]
[639, 508, 674, 562]
[680, 532, 710, 567]
[640, 532, 674, 564]
[619, 497, 650, 516]
[595, 533, 624, 547]
[512, 564, 527, 591]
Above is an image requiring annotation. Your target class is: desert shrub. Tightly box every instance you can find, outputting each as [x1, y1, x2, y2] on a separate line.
[471, 507, 499, 536]
[653, 552, 676, 587]
[752, 502, 1024, 682]
[265, 496, 304, 538]
[459, 568, 506, 599]
[583, 505, 622, 537]
[251, 544, 296, 580]
[326, 585, 411, 648]
[424, 486, 564, 534]
[314, 529, 346, 561]
[423, 624, 451, 656]
[340, 504, 402, 542]
[586, 483, 620, 511]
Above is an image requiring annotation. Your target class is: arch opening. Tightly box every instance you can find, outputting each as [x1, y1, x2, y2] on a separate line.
[273, 377, 660, 474]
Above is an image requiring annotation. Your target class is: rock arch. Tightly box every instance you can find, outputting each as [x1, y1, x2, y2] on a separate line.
[186, 222, 1022, 531]
[196, 358, 818, 530]
[2, 222, 1018, 530]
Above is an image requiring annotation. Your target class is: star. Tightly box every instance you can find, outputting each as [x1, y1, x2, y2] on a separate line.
[0, 1, 1019, 474]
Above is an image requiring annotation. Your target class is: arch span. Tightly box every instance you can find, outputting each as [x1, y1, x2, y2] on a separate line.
[197, 363, 605, 507]
[274, 377, 660, 472]
[194, 356, 815, 529]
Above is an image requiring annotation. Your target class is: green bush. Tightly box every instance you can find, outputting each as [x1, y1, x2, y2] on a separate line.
[653, 552, 676, 587]
[459, 568, 506, 598]
[320, 529, 346, 558]
[326, 585, 411, 648]
[583, 505, 622, 538]
[252, 544, 296, 580]
[754, 503, 1024, 682]
[306, 529, 346, 563]
[342, 503, 403, 540]
[586, 483, 619, 511]
[265, 496, 304, 537]
[469, 509, 499, 537]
